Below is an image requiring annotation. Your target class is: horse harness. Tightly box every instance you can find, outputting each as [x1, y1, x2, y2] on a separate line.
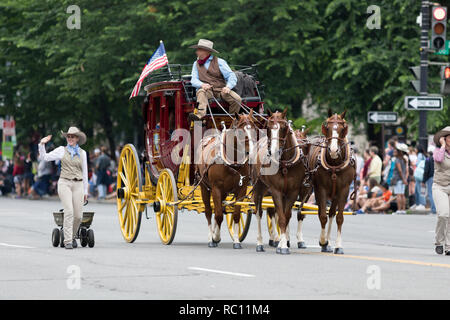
[262, 126, 311, 194]
[311, 137, 357, 200]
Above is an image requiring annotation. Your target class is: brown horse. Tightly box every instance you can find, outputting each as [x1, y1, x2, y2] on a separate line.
[308, 110, 356, 254]
[264, 128, 312, 249]
[252, 108, 308, 254]
[196, 111, 256, 249]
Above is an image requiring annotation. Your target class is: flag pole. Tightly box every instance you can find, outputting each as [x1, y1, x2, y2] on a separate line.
[161, 40, 173, 80]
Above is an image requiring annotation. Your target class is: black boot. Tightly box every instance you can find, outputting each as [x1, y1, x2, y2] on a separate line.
[188, 113, 202, 122]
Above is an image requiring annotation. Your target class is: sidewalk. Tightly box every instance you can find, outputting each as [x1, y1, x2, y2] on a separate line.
[4, 194, 116, 204]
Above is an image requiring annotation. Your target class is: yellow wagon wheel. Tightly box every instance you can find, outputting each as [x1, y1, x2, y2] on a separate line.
[266, 212, 281, 239]
[155, 169, 178, 245]
[226, 211, 252, 242]
[116, 144, 144, 243]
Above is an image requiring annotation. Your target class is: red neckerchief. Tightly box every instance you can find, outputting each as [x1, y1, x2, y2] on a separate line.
[197, 55, 211, 66]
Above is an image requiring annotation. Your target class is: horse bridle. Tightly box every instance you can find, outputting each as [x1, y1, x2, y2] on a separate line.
[323, 118, 348, 159]
[267, 118, 290, 158]
[234, 116, 258, 155]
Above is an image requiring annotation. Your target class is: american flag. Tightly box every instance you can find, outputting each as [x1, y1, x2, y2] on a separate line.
[129, 41, 169, 99]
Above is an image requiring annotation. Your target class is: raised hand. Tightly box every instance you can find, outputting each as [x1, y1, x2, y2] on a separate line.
[40, 135, 52, 144]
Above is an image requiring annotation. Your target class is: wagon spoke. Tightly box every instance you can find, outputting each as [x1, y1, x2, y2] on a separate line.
[166, 207, 173, 226]
[119, 199, 126, 212]
[121, 157, 129, 183]
[162, 175, 168, 199]
[119, 172, 130, 190]
[130, 198, 138, 226]
[123, 204, 130, 234]
[162, 213, 167, 235]
[121, 203, 129, 228]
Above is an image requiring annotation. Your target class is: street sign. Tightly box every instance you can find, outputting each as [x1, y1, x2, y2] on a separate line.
[1, 141, 14, 160]
[404, 96, 443, 110]
[2, 119, 15, 136]
[432, 39, 450, 55]
[367, 111, 398, 124]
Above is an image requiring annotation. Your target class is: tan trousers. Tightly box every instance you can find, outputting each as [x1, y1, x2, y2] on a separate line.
[58, 178, 83, 245]
[196, 88, 241, 118]
[432, 183, 450, 250]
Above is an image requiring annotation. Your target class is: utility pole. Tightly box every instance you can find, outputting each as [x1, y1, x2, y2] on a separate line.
[419, 0, 430, 151]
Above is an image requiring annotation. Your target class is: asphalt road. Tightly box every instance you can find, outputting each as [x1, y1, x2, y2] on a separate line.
[0, 197, 449, 300]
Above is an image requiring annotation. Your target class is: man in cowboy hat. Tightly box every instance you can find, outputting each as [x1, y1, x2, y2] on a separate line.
[188, 39, 242, 122]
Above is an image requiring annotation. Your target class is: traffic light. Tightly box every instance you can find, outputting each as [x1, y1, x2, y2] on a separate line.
[409, 66, 421, 93]
[431, 6, 447, 51]
[440, 66, 450, 95]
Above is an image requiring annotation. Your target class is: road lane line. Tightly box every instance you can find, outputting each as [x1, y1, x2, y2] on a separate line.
[0, 242, 35, 249]
[188, 267, 256, 278]
[298, 251, 450, 269]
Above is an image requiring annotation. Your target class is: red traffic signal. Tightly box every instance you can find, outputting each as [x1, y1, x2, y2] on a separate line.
[444, 67, 450, 79]
[433, 7, 447, 20]
[432, 6, 448, 50]
[440, 66, 450, 95]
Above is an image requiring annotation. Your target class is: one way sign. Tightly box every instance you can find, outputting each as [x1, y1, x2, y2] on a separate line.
[404, 96, 443, 111]
[367, 112, 398, 124]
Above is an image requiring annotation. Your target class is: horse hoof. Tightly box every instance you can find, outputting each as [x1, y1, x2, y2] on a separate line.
[334, 247, 344, 255]
[297, 241, 307, 249]
[256, 245, 265, 252]
[212, 238, 221, 244]
[287, 241, 290, 248]
[268, 240, 275, 247]
[208, 242, 218, 248]
[276, 248, 290, 255]
[319, 241, 329, 247]
[272, 241, 279, 247]
[321, 245, 332, 253]
[233, 243, 242, 249]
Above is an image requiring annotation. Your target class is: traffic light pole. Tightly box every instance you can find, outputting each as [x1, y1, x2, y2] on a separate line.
[419, 0, 430, 151]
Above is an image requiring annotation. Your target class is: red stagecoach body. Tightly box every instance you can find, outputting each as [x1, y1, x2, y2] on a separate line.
[140, 64, 265, 184]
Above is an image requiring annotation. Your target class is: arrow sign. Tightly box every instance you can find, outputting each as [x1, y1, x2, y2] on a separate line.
[367, 112, 398, 124]
[405, 96, 443, 111]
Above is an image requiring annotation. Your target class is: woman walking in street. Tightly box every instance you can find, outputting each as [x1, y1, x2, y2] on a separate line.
[38, 127, 88, 249]
[411, 145, 427, 211]
[12, 150, 25, 198]
[391, 143, 409, 214]
[432, 126, 450, 255]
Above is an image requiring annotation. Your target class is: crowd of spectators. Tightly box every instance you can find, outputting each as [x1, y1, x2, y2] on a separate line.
[351, 137, 437, 214]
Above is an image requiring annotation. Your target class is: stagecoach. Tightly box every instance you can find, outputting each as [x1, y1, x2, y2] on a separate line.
[116, 64, 348, 246]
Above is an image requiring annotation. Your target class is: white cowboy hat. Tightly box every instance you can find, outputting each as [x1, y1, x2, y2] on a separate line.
[433, 126, 450, 147]
[189, 39, 219, 54]
[395, 142, 409, 153]
[61, 126, 87, 145]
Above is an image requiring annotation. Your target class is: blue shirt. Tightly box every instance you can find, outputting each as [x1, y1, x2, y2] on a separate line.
[191, 55, 237, 90]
